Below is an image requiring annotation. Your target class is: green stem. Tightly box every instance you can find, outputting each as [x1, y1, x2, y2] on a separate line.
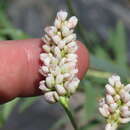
[59, 97, 79, 130]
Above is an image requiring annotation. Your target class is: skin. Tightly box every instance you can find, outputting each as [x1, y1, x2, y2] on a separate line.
[0, 39, 89, 104]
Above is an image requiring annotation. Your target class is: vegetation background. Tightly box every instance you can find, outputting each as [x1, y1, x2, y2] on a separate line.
[0, 0, 130, 130]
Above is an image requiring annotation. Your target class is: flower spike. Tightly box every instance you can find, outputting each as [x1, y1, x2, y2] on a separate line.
[39, 10, 79, 103]
[99, 75, 130, 130]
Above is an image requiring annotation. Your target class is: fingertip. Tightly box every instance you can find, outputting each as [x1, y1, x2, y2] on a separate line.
[77, 41, 89, 79]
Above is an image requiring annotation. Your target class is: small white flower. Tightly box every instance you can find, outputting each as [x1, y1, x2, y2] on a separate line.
[44, 26, 57, 37]
[105, 84, 116, 95]
[41, 66, 49, 73]
[56, 74, 64, 84]
[108, 75, 120, 86]
[109, 103, 118, 112]
[105, 123, 117, 130]
[52, 35, 61, 44]
[42, 44, 51, 52]
[44, 91, 59, 103]
[39, 84, 50, 92]
[62, 34, 76, 44]
[54, 18, 61, 29]
[62, 25, 73, 37]
[106, 94, 115, 104]
[67, 16, 78, 28]
[65, 78, 79, 94]
[46, 75, 55, 88]
[120, 117, 130, 123]
[40, 53, 51, 66]
[55, 84, 67, 96]
[54, 47, 61, 58]
[57, 10, 68, 21]
[99, 107, 110, 117]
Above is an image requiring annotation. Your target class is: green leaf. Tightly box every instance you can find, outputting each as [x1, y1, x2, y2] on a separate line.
[19, 97, 38, 112]
[108, 22, 127, 68]
[90, 54, 129, 79]
[3, 98, 19, 120]
[84, 80, 103, 121]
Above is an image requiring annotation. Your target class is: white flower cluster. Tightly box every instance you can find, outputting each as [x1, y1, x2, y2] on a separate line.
[39, 10, 80, 103]
[99, 75, 130, 130]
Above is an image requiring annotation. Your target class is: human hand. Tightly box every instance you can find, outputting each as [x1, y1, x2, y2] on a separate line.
[0, 39, 89, 103]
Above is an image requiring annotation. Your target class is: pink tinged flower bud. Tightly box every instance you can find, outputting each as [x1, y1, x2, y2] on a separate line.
[67, 41, 78, 53]
[122, 110, 130, 117]
[99, 107, 110, 117]
[39, 84, 50, 92]
[124, 84, 130, 92]
[71, 69, 78, 75]
[58, 40, 66, 49]
[57, 10, 68, 21]
[42, 45, 51, 53]
[62, 34, 76, 44]
[120, 91, 130, 103]
[121, 106, 129, 117]
[52, 35, 61, 44]
[56, 74, 64, 84]
[67, 16, 78, 28]
[44, 91, 59, 103]
[51, 66, 61, 76]
[51, 57, 59, 65]
[44, 26, 57, 37]
[108, 75, 120, 86]
[46, 75, 55, 89]
[40, 53, 51, 66]
[126, 101, 130, 107]
[55, 84, 67, 96]
[105, 123, 112, 130]
[54, 47, 61, 58]
[67, 53, 77, 60]
[105, 123, 117, 130]
[54, 18, 61, 29]
[120, 117, 130, 123]
[63, 73, 71, 79]
[106, 95, 115, 104]
[65, 78, 80, 94]
[61, 26, 73, 37]
[43, 35, 52, 45]
[109, 103, 118, 113]
[114, 94, 120, 101]
[115, 81, 122, 89]
[41, 66, 49, 73]
[105, 84, 116, 95]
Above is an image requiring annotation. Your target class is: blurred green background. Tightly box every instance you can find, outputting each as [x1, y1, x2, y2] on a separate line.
[0, 0, 130, 130]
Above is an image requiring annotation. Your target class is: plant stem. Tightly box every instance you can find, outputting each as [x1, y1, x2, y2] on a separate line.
[59, 97, 79, 130]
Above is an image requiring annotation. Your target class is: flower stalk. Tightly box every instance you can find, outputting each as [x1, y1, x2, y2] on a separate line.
[59, 96, 79, 130]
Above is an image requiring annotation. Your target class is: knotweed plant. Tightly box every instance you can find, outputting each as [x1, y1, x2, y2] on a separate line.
[39, 10, 79, 130]
[99, 75, 130, 130]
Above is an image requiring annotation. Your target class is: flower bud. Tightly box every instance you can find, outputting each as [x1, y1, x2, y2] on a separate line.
[67, 16, 78, 28]
[42, 44, 51, 52]
[56, 74, 64, 84]
[99, 107, 110, 117]
[106, 95, 115, 104]
[44, 91, 59, 103]
[55, 85, 67, 96]
[105, 84, 115, 95]
[120, 117, 130, 123]
[46, 75, 55, 88]
[57, 10, 68, 21]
